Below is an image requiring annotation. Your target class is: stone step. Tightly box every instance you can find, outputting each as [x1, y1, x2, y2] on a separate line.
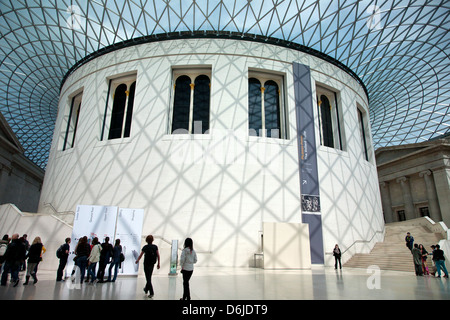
[343, 221, 444, 273]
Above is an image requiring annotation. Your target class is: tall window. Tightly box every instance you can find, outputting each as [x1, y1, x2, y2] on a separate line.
[63, 92, 82, 151]
[357, 107, 369, 161]
[102, 75, 136, 140]
[248, 71, 286, 139]
[171, 69, 211, 134]
[316, 86, 344, 150]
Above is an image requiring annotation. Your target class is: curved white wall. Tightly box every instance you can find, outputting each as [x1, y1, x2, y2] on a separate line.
[40, 38, 384, 267]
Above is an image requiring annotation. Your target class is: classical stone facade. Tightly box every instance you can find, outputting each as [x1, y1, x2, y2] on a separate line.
[376, 134, 450, 226]
[0, 112, 44, 212]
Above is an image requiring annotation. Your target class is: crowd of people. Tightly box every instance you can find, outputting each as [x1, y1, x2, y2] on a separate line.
[0, 232, 198, 300]
[405, 232, 449, 278]
[0, 233, 46, 287]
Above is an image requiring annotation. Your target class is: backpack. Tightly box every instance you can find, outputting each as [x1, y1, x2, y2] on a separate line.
[56, 245, 64, 259]
[0, 243, 7, 256]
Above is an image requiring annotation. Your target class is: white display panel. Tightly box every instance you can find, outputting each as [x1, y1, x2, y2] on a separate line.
[67, 205, 144, 277]
[115, 208, 144, 275]
[68, 205, 118, 272]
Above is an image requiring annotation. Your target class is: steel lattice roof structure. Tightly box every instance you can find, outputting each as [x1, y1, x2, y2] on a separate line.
[0, 0, 449, 169]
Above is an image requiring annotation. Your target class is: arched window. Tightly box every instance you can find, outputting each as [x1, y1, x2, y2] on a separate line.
[319, 94, 334, 148]
[102, 75, 137, 140]
[193, 75, 210, 134]
[316, 85, 344, 150]
[248, 78, 262, 136]
[108, 84, 127, 139]
[171, 70, 211, 134]
[123, 81, 136, 138]
[172, 75, 191, 133]
[357, 106, 370, 161]
[63, 92, 82, 150]
[264, 80, 280, 138]
[248, 72, 286, 139]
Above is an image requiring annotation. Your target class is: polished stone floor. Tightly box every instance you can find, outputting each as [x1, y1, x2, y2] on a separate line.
[1, 266, 449, 301]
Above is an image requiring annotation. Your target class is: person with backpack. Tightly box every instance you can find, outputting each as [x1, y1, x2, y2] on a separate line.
[97, 237, 113, 283]
[0, 233, 26, 287]
[0, 235, 9, 268]
[135, 235, 160, 298]
[56, 238, 71, 281]
[107, 239, 122, 282]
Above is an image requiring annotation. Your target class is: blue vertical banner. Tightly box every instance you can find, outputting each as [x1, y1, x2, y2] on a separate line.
[293, 62, 324, 264]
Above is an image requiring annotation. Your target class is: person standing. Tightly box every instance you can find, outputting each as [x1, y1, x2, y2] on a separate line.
[97, 237, 113, 283]
[0, 235, 10, 269]
[419, 244, 429, 275]
[24, 236, 44, 285]
[87, 237, 102, 284]
[1, 233, 26, 287]
[180, 238, 197, 300]
[405, 232, 414, 251]
[412, 243, 423, 276]
[135, 235, 160, 298]
[433, 244, 449, 278]
[107, 239, 122, 282]
[333, 244, 342, 270]
[56, 238, 71, 281]
[73, 236, 90, 284]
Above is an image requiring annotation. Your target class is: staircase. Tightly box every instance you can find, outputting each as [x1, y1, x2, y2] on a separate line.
[344, 221, 445, 272]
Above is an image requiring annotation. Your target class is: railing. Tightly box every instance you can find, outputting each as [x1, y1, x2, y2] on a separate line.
[324, 228, 385, 256]
[43, 202, 75, 226]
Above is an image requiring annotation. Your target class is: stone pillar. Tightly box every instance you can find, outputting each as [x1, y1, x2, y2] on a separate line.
[396, 176, 415, 220]
[432, 168, 450, 227]
[419, 170, 442, 222]
[379, 181, 394, 223]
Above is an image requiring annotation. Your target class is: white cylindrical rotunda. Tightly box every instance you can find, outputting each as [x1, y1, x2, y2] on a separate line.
[40, 34, 384, 267]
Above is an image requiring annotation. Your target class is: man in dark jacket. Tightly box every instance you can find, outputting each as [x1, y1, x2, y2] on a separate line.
[56, 237, 71, 281]
[433, 244, 449, 278]
[0, 233, 26, 287]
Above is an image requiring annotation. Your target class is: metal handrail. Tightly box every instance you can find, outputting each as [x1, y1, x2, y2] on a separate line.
[325, 228, 385, 256]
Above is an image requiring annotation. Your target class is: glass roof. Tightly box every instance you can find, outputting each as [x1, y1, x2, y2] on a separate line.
[0, 0, 449, 169]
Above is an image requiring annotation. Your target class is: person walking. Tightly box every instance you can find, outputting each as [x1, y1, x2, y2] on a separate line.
[24, 236, 44, 285]
[433, 244, 449, 278]
[333, 244, 342, 270]
[1, 233, 26, 287]
[135, 235, 160, 298]
[412, 243, 423, 276]
[107, 239, 122, 282]
[56, 238, 71, 281]
[405, 232, 414, 251]
[87, 237, 102, 284]
[179, 237, 197, 300]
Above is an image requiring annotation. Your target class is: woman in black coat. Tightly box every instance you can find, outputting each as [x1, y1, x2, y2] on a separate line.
[24, 236, 44, 285]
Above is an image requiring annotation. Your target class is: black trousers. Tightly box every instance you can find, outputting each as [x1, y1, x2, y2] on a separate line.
[334, 256, 342, 269]
[144, 263, 155, 295]
[182, 270, 193, 300]
[56, 257, 68, 281]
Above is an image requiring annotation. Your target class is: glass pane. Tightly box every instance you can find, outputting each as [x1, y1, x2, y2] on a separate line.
[264, 80, 280, 138]
[108, 83, 127, 140]
[193, 75, 210, 134]
[248, 78, 262, 136]
[124, 81, 136, 138]
[172, 75, 191, 133]
[320, 95, 334, 148]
